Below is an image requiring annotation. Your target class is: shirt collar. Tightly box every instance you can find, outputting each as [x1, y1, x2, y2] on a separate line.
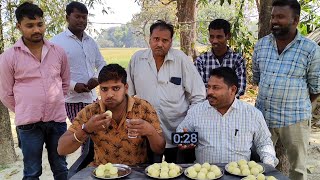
[206, 97, 240, 113]
[208, 46, 233, 59]
[144, 48, 175, 62]
[13, 38, 53, 52]
[65, 28, 89, 40]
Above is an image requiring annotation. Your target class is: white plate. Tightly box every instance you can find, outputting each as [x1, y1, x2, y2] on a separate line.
[240, 176, 278, 180]
[92, 164, 131, 179]
[225, 163, 265, 177]
[183, 166, 224, 180]
[145, 164, 183, 179]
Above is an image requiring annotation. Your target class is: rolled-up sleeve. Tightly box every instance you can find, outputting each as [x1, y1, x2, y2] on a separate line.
[0, 53, 15, 111]
[182, 57, 206, 106]
[235, 56, 246, 96]
[127, 55, 136, 96]
[60, 51, 71, 96]
[307, 46, 320, 94]
[252, 45, 260, 85]
[254, 111, 279, 167]
[93, 43, 106, 78]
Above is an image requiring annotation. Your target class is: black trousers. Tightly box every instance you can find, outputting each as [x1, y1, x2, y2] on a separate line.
[163, 147, 195, 163]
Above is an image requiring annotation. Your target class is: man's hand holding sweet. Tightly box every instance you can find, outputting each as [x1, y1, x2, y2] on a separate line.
[83, 113, 112, 133]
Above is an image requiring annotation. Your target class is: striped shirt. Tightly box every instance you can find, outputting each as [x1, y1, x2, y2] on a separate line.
[177, 99, 278, 167]
[252, 33, 320, 128]
[195, 48, 246, 97]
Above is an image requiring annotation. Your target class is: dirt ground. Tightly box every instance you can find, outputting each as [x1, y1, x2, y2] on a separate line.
[0, 98, 320, 180]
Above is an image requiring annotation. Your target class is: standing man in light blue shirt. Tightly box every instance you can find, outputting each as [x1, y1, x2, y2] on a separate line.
[127, 20, 206, 163]
[177, 67, 278, 167]
[252, 0, 320, 179]
[51, 1, 106, 122]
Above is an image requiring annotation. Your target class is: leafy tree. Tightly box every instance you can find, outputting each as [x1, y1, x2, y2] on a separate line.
[0, 0, 109, 166]
[96, 25, 148, 48]
[131, 0, 177, 46]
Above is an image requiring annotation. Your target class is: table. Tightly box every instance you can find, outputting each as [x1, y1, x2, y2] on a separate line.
[69, 163, 289, 180]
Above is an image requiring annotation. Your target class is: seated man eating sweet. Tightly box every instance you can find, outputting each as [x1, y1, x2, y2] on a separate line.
[58, 64, 165, 166]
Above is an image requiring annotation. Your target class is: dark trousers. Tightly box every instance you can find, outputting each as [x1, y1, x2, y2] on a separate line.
[164, 147, 195, 163]
[18, 121, 68, 180]
[65, 102, 90, 122]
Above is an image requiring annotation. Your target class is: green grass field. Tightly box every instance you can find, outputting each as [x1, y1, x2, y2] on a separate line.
[99, 46, 209, 68]
[100, 48, 144, 68]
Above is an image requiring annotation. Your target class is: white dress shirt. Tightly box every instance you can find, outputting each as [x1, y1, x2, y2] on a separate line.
[127, 48, 206, 148]
[177, 99, 279, 167]
[51, 29, 106, 103]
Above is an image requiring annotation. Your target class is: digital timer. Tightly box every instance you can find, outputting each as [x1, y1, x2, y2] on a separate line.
[171, 132, 198, 145]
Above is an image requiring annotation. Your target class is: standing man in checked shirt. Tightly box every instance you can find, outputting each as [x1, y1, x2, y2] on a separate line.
[51, 1, 106, 122]
[177, 67, 278, 167]
[252, 0, 320, 179]
[195, 19, 246, 98]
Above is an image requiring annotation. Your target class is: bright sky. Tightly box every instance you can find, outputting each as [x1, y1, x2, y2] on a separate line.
[87, 0, 141, 35]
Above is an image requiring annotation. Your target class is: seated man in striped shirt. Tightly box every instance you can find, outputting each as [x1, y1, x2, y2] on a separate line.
[177, 67, 278, 167]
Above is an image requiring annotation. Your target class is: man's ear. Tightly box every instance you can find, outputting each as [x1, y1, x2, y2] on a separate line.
[125, 83, 129, 93]
[16, 23, 21, 32]
[231, 85, 237, 94]
[293, 15, 300, 26]
[226, 33, 231, 40]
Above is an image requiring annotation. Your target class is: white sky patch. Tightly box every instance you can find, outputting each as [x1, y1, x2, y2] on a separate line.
[87, 0, 140, 36]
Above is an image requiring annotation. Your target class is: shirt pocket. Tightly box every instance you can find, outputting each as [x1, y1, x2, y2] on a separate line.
[162, 82, 184, 103]
[227, 127, 253, 155]
[49, 64, 61, 78]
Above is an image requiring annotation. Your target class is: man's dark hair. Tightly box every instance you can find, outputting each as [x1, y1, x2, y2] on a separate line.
[150, 20, 174, 38]
[272, 0, 301, 17]
[208, 19, 231, 35]
[66, 1, 88, 15]
[15, 2, 43, 23]
[98, 64, 127, 84]
[210, 67, 239, 93]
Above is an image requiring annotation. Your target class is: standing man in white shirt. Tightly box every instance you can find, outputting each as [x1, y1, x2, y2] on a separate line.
[51, 1, 106, 122]
[127, 20, 206, 163]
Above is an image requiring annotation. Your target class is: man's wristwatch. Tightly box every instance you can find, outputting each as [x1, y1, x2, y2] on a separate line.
[81, 123, 92, 134]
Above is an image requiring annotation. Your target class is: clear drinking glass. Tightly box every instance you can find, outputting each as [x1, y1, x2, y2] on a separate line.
[126, 119, 138, 138]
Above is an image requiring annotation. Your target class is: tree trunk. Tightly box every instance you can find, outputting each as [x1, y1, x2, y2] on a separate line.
[176, 0, 197, 59]
[0, 3, 17, 165]
[258, 0, 272, 39]
[257, 0, 290, 175]
[0, 102, 16, 165]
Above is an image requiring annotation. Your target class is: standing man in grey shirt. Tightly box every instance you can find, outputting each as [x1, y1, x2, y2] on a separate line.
[51, 1, 106, 122]
[127, 20, 206, 163]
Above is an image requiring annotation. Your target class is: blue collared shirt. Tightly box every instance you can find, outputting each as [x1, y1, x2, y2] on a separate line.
[195, 48, 246, 97]
[252, 32, 320, 128]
